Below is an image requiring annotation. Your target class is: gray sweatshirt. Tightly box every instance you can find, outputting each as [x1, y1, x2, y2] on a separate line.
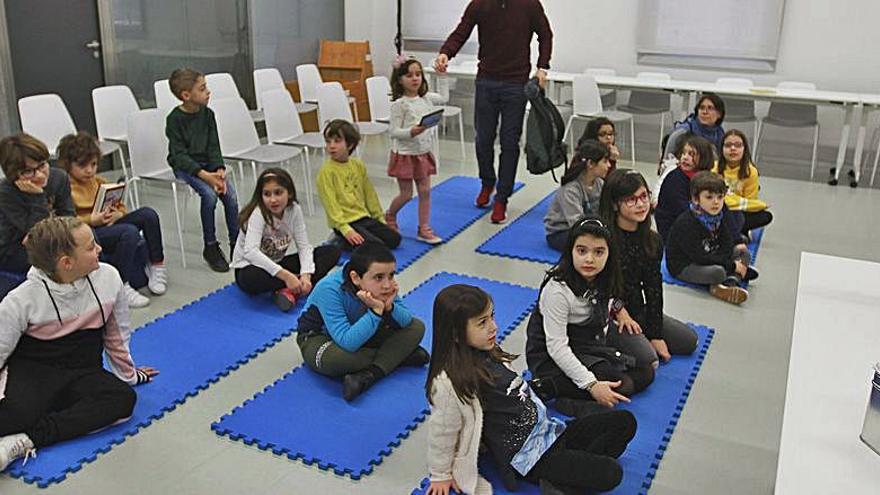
[543, 177, 603, 235]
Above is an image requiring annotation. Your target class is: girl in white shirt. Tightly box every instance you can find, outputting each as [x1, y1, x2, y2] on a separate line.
[231, 168, 340, 312]
[384, 58, 442, 245]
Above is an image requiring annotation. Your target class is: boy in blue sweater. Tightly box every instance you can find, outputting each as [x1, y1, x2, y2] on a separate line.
[296, 243, 428, 401]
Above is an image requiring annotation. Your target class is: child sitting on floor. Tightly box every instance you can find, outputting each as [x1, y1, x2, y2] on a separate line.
[316, 120, 402, 251]
[231, 168, 340, 312]
[544, 140, 612, 252]
[425, 284, 636, 495]
[665, 171, 757, 305]
[295, 242, 427, 401]
[57, 131, 167, 308]
[0, 216, 157, 471]
[714, 129, 773, 238]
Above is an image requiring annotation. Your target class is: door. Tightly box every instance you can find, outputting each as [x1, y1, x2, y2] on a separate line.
[5, 0, 105, 136]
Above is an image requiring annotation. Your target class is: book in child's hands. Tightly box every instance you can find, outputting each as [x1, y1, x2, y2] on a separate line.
[418, 108, 445, 128]
[92, 183, 126, 216]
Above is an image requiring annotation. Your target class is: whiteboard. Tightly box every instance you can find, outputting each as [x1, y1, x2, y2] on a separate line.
[402, 0, 469, 41]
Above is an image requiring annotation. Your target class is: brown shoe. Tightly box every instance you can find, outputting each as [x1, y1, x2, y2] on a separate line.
[710, 284, 749, 305]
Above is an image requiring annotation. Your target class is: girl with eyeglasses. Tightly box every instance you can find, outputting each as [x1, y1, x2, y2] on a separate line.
[527, 216, 656, 416]
[578, 117, 620, 171]
[544, 140, 612, 251]
[599, 169, 698, 363]
[0, 133, 75, 274]
[714, 129, 773, 238]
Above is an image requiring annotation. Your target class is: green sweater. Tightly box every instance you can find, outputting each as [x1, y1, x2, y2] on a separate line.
[316, 157, 385, 235]
[165, 106, 224, 176]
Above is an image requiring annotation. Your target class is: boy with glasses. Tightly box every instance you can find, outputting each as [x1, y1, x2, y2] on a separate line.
[0, 133, 75, 273]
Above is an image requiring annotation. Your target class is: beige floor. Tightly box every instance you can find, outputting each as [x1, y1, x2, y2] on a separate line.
[2, 133, 879, 495]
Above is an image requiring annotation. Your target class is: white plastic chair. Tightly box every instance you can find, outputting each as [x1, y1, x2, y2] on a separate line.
[210, 97, 312, 214]
[432, 76, 466, 160]
[206, 72, 263, 122]
[754, 81, 820, 179]
[126, 109, 189, 268]
[254, 67, 316, 115]
[617, 72, 674, 151]
[317, 82, 388, 153]
[18, 93, 129, 199]
[262, 88, 324, 212]
[563, 75, 635, 163]
[585, 68, 619, 109]
[715, 77, 759, 139]
[154, 79, 179, 116]
[297, 64, 359, 120]
[92, 85, 140, 142]
[365, 76, 393, 124]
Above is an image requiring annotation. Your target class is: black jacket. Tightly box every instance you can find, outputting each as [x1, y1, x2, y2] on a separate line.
[665, 209, 735, 277]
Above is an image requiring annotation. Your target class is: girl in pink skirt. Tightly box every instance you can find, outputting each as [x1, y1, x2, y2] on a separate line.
[385, 57, 442, 244]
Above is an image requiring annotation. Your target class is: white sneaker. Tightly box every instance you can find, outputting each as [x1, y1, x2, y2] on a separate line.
[123, 283, 150, 308]
[0, 433, 35, 471]
[145, 263, 168, 295]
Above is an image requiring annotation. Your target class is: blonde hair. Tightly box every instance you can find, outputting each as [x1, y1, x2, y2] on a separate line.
[26, 217, 86, 276]
[169, 68, 204, 99]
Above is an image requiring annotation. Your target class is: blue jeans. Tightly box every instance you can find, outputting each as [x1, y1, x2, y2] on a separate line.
[474, 77, 528, 203]
[95, 207, 163, 287]
[174, 165, 239, 246]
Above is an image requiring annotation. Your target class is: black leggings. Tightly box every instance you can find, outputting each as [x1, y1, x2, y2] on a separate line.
[742, 210, 772, 234]
[548, 360, 655, 400]
[234, 246, 341, 295]
[526, 410, 637, 492]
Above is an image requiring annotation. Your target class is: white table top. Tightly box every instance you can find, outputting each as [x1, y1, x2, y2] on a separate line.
[427, 65, 870, 105]
[775, 252, 880, 494]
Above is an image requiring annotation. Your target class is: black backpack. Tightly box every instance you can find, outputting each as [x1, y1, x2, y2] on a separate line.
[524, 78, 567, 182]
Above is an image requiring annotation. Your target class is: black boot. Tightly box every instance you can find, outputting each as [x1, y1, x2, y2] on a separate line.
[343, 366, 383, 402]
[400, 346, 430, 367]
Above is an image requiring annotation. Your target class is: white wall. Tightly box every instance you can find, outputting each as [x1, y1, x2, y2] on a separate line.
[345, 0, 880, 153]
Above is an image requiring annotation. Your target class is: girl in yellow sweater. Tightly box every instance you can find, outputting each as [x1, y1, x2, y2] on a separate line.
[57, 132, 167, 308]
[715, 129, 773, 237]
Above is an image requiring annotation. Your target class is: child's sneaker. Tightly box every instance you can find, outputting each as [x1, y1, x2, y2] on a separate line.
[203, 242, 229, 272]
[416, 225, 443, 245]
[144, 263, 168, 295]
[0, 433, 35, 471]
[272, 288, 297, 312]
[384, 212, 399, 233]
[490, 200, 508, 224]
[123, 283, 150, 308]
[744, 265, 760, 281]
[475, 185, 493, 208]
[710, 283, 749, 305]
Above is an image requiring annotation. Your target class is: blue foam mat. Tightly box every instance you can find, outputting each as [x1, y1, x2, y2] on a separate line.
[211, 272, 539, 479]
[337, 175, 524, 271]
[3, 175, 517, 487]
[5, 284, 305, 488]
[476, 193, 764, 291]
[412, 324, 715, 495]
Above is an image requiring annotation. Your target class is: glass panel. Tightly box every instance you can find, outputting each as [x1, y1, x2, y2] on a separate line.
[107, 0, 251, 107]
[251, 0, 344, 80]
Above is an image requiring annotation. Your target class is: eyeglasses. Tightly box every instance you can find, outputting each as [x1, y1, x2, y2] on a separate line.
[19, 160, 49, 179]
[622, 191, 650, 207]
[723, 141, 744, 149]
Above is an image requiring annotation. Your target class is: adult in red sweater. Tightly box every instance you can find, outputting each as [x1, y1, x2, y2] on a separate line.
[434, 0, 553, 224]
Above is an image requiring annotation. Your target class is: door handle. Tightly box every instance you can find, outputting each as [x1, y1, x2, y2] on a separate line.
[85, 40, 100, 49]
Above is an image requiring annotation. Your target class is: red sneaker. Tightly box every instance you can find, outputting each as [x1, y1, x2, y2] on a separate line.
[475, 185, 493, 208]
[491, 200, 507, 224]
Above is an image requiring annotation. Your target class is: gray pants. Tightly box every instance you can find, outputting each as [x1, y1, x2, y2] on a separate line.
[607, 314, 699, 366]
[677, 246, 751, 285]
[297, 319, 425, 377]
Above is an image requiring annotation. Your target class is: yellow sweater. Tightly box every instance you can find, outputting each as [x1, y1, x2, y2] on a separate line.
[713, 162, 767, 212]
[69, 176, 127, 224]
[316, 157, 385, 235]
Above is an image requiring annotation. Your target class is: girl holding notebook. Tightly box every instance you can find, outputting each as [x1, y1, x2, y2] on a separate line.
[384, 57, 442, 245]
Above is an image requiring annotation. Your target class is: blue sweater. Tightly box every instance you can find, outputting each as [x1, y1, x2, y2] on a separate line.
[296, 270, 413, 352]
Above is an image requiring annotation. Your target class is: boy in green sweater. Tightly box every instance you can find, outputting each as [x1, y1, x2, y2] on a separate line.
[165, 68, 239, 272]
[316, 120, 401, 250]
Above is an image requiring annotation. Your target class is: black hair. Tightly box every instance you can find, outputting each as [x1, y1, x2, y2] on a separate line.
[599, 168, 661, 260]
[543, 215, 623, 299]
[676, 135, 716, 171]
[561, 139, 610, 186]
[579, 117, 615, 148]
[344, 242, 396, 279]
[719, 129, 754, 180]
[390, 59, 429, 100]
[694, 92, 726, 126]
